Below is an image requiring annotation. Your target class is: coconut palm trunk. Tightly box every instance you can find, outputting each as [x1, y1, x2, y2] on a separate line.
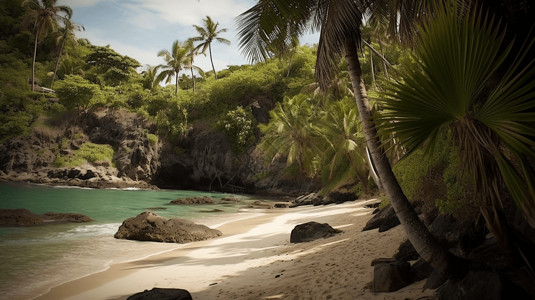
[191, 67, 196, 92]
[343, 39, 464, 278]
[50, 37, 65, 89]
[31, 30, 39, 91]
[175, 70, 179, 94]
[208, 43, 217, 80]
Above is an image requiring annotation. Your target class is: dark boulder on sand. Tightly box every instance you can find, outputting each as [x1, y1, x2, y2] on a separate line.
[114, 211, 222, 243]
[290, 222, 342, 243]
[0, 208, 92, 226]
[127, 288, 192, 300]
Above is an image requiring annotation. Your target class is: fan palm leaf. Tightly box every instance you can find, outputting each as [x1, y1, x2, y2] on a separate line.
[381, 3, 535, 228]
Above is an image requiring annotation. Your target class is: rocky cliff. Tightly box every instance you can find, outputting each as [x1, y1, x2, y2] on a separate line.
[0, 108, 319, 194]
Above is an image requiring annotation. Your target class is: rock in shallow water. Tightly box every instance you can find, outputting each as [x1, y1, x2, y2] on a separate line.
[114, 211, 222, 243]
[0, 208, 92, 226]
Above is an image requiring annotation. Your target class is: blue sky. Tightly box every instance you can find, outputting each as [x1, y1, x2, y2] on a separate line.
[58, 0, 319, 73]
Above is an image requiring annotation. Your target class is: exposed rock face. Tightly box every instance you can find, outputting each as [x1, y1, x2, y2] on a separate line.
[0, 208, 92, 226]
[0, 108, 161, 189]
[169, 196, 215, 205]
[114, 212, 222, 243]
[290, 222, 342, 243]
[127, 288, 192, 300]
[0, 107, 321, 194]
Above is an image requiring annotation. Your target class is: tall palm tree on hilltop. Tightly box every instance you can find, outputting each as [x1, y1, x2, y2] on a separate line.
[23, 0, 72, 91]
[191, 16, 230, 80]
[158, 40, 189, 95]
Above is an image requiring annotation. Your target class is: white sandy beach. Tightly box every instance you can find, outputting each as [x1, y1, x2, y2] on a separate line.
[34, 200, 435, 300]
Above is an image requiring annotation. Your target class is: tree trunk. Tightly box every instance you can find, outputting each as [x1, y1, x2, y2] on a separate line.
[175, 71, 179, 94]
[369, 48, 375, 86]
[50, 37, 66, 89]
[343, 39, 466, 279]
[31, 30, 39, 92]
[191, 67, 196, 93]
[209, 43, 217, 80]
[378, 40, 389, 80]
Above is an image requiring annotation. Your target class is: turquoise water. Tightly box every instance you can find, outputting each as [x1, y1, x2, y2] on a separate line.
[0, 182, 262, 299]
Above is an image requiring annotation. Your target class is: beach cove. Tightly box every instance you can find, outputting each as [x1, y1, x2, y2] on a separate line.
[32, 199, 434, 300]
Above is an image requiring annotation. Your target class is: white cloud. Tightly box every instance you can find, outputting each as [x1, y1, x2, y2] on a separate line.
[128, 0, 250, 27]
[58, 0, 105, 8]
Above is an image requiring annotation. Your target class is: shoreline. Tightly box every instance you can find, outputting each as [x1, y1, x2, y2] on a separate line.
[34, 200, 436, 300]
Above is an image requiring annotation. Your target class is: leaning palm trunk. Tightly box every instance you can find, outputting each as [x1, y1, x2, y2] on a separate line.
[343, 39, 465, 278]
[50, 37, 66, 89]
[209, 43, 217, 80]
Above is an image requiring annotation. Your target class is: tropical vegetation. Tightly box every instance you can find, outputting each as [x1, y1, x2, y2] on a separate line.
[1, 0, 534, 294]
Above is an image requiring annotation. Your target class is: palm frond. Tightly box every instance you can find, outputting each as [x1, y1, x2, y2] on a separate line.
[315, 0, 364, 89]
[236, 0, 315, 63]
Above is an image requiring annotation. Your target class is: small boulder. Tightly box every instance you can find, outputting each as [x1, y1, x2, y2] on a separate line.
[169, 196, 214, 205]
[291, 193, 320, 207]
[373, 260, 413, 292]
[290, 222, 342, 243]
[114, 211, 222, 243]
[127, 288, 192, 300]
[362, 205, 400, 232]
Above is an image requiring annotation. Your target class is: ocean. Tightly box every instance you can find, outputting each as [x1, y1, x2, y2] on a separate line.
[0, 181, 265, 299]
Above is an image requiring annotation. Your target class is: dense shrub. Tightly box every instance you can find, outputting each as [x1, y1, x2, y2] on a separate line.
[54, 142, 114, 167]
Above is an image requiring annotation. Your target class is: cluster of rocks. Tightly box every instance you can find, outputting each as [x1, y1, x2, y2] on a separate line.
[0, 208, 92, 226]
[114, 211, 222, 243]
[365, 203, 533, 298]
[290, 186, 359, 208]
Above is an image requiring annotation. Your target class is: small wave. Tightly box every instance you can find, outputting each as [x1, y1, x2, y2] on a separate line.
[59, 223, 121, 238]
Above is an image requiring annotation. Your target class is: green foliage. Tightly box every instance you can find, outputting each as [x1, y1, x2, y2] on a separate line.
[259, 94, 318, 175]
[55, 75, 98, 110]
[54, 142, 114, 167]
[144, 130, 158, 145]
[84, 45, 140, 86]
[219, 106, 256, 153]
[382, 3, 535, 226]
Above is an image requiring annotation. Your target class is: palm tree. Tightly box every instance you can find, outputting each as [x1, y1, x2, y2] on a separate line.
[50, 18, 84, 89]
[237, 0, 461, 278]
[258, 95, 318, 175]
[381, 3, 535, 270]
[141, 64, 161, 92]
[316, 99, 369, 193]
[22, 0, 72, 92]
[191, 16, 230, 80]
[157, 40, 189, 94]
[184, 39, 204, 93]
